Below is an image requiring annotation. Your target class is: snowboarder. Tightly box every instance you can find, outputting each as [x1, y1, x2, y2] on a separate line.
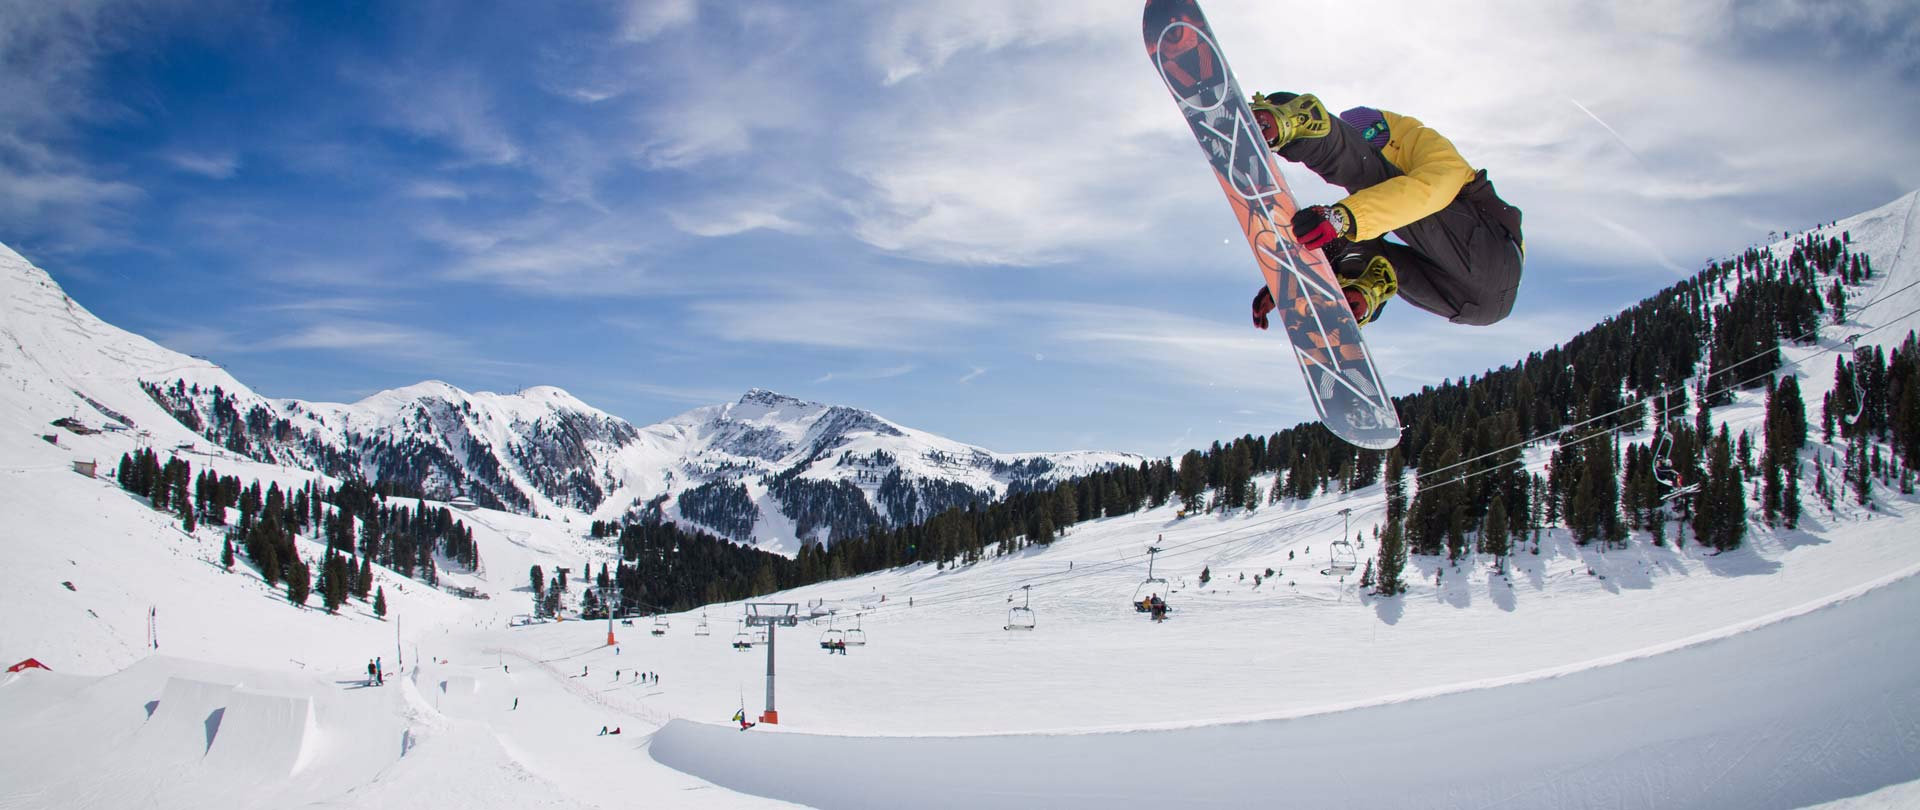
[1246, 92, 1524, 330]
[366, 660, 376, 686]
[375, 657, 383, 686]
[513, 697, 519, 710]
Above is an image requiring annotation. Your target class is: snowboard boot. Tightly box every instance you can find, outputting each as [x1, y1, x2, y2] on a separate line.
[1336, 252, 1398, 327]
[1249, 92, 1332, 150]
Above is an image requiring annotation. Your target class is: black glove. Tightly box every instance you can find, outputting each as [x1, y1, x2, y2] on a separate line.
[1291, 204, 1349, 251]
[1251, 285, 1276, 330]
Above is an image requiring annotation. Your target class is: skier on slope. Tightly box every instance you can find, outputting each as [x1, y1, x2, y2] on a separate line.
[1245, 92, 1524, 330]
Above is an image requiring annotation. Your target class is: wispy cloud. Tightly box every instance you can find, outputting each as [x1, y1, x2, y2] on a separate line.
[164, 150, 240, 179]
[257, 320, 466, 355]
[257, 296, 390, 314]
[686, 276, 995, 351]
[814, 364, 916, 384]
[619, 0, 697, 43]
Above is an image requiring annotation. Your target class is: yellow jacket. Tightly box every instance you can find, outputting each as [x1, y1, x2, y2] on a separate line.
[1340, 110, 1476, 242]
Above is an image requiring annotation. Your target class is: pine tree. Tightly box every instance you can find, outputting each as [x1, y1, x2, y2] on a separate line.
[1693, 428, 1747, 551]
[357, 555, 374, 599]
[287, 557, 312, 608]
[1175, 450, 1206, 514]
[1050, 482, 1077, 533]
[220, 536, 235, 570]
[1783, 466, 1802, 529]
[374, 586, 387, 618]
[1848, 436, 1873, 506]
[1483, 496, 1510, 573]
[1374, 517, 1408, 596]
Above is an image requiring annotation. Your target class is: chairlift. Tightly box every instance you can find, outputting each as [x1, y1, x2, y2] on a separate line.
[650, 614, 669, 636]
[1322, 509, 1358, 575]
[1326, 539, 1358, 575]
[1005, 585, 1036, 631]
[844, 614, 867, 647]
[731, 620, 753, 650]
[694, 610, 711, 637]
[1651, 430, 1701, 501]
[819, 616, 846, 650]
[1132, 545, 1171, 614]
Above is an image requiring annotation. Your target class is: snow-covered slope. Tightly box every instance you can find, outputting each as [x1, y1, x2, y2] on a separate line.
[0, 241, 1137, 555]
[5, 190, 1920, 809]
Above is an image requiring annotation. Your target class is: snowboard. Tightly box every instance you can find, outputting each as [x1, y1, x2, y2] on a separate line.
[1142, 0, 1401, 450]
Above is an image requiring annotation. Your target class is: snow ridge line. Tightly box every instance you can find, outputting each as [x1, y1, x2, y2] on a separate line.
[479, 646, 680, 728]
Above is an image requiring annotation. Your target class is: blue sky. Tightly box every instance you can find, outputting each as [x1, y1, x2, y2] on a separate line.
[5, 0, 1918, 456]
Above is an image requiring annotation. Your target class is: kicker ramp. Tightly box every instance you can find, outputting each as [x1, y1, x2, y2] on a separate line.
[129, 677, 236, 763]
[203, 688, 318, 776]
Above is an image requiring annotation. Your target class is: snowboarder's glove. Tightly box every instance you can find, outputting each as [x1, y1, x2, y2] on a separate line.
[1291, 204, 1352, 251]
[1251, 284, 1276, 330]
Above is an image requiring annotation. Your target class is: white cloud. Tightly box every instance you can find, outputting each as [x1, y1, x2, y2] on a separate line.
[814, 364, 915, 384]
[404, 180, 469, 200]
[164, 150, 240, 179]
[258, 319, 464, 355]
[619, 0, 697, 42]
[359, 67, 522, 167]
[686, 276, 993, 351]
[666, 191, 811, 237]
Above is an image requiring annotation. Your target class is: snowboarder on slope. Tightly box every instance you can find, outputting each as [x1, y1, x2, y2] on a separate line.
[1246, 93, 1524, 330]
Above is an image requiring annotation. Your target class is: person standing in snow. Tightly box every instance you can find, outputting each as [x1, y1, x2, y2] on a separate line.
[366, 659, 377, 686]
[1245, 92, 1524, 330]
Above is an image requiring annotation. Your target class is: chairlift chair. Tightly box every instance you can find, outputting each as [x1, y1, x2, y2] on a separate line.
[651, 614, 669, 636]
[694, 610, 711, 637]
[1326, 539, 1358, 575]
[1132, 545, 1170, 613]
[731, 620, 753, 650]
[844, 614, 867, 646]
[1132, 578, 1169, 611]
[1005, 585, 1036, 631]
[1651, 431, 1701, 501]
[819, 616, 846, 650]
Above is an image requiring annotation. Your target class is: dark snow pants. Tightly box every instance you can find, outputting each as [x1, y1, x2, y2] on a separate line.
[1277, 118, 1525, 326]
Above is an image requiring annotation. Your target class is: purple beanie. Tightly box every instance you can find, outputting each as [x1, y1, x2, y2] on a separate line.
[1340, 107, 1390, 149]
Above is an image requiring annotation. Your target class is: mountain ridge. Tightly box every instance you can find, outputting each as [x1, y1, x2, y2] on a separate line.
[0, 244, 1138, 555]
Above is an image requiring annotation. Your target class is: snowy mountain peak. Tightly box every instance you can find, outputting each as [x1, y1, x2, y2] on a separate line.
[0, 242, 1140, 553]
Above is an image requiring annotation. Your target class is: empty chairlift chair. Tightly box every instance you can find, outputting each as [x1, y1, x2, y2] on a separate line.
[844, 614, 867, 647]
[1005, 585, 1036, 631]
[694, 610, 711, 637]
[1326, 539, 1358, 575]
